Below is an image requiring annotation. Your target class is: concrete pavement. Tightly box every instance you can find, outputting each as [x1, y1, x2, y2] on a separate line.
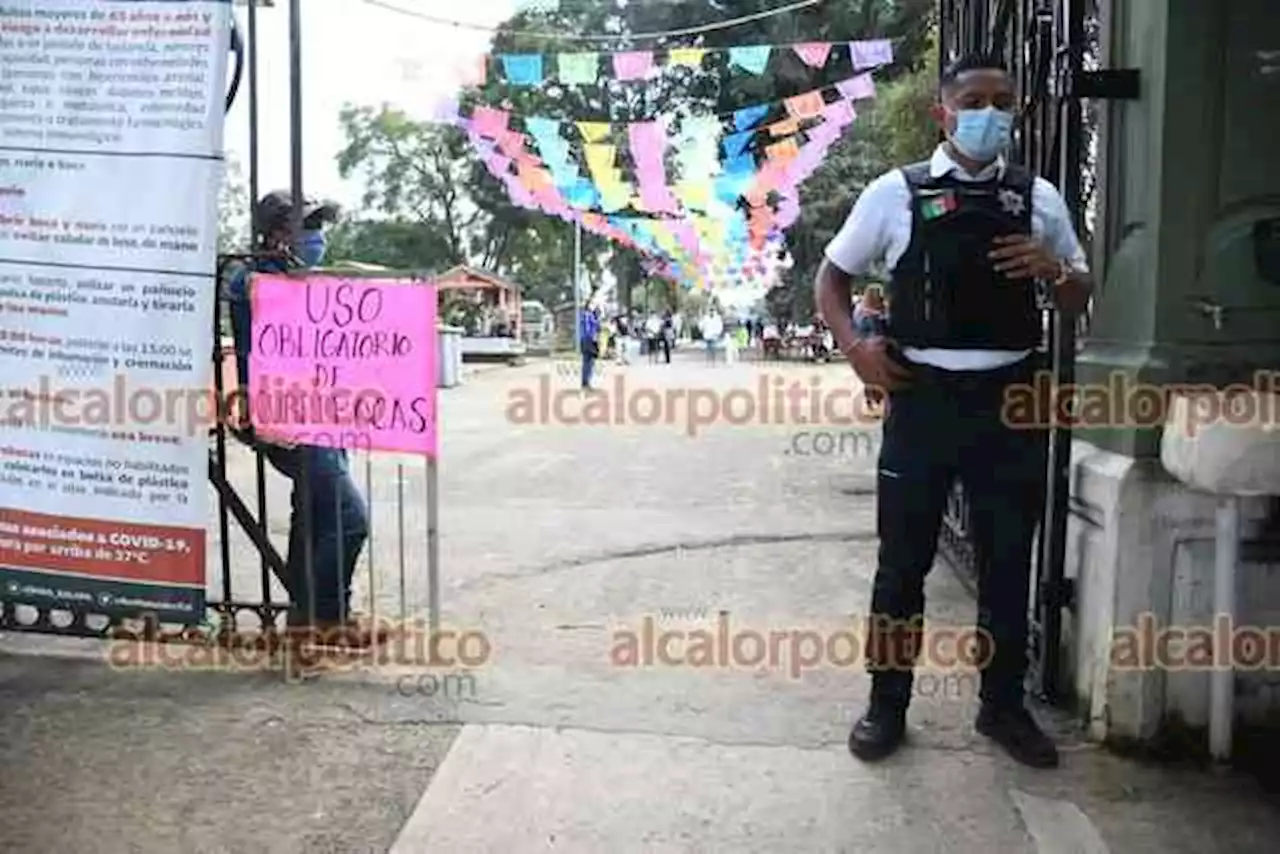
[2, 350, 1279, 852]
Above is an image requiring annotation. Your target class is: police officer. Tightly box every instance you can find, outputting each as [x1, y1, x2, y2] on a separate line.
[815, 53, 1092, 768]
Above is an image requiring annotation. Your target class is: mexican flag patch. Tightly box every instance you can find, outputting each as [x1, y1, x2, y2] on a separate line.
[920, 191, 958, 220]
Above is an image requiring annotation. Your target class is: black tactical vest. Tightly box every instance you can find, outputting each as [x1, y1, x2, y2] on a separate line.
[886, 160, 1041, 350]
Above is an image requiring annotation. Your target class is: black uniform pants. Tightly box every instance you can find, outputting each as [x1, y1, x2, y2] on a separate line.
[867, 353, 1047, 709]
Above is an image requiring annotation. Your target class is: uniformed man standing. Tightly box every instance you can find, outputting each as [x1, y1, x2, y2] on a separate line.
[815, 53, 1092, 768]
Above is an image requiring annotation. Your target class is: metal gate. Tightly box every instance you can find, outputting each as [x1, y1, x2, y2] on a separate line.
[935, 0, 1118, 701]
[1, 1, 434, 653]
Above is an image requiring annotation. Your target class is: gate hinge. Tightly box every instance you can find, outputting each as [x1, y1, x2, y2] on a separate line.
[1069, 69, 1140, 100]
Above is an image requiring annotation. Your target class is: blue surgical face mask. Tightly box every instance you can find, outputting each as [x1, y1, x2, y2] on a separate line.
[948, 106, 1014, 163]
[296, 229, 327, 267]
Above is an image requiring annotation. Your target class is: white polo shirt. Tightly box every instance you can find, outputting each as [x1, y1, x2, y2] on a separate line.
[824, 145, 1089, 371]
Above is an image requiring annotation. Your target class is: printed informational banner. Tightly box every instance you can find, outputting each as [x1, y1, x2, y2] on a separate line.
[0, 0, 230, 621]
[249, 274, 439, 457]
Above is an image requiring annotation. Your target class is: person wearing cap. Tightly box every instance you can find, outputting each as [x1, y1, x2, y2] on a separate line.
[224, 190, 381, 648]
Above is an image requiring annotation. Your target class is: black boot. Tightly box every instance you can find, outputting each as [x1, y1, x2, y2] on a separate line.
[848, 696, 907, 761]
[976, 704, 1059, 768]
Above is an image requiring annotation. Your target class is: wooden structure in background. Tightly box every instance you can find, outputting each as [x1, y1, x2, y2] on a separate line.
[435, 265, 523, 339]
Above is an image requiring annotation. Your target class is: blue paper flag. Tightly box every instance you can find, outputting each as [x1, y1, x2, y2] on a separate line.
[720, 130, 754, 159]
[564, 181, 599, 209]
[714, 176, 746, 206]
[722, 154, 756, 177]
[524, 116, 560, 139]
[501, 54, 544, 86]
[733, 105, 771, 131]
[728, 46, 772, 75]
[549, 162, 580, 184]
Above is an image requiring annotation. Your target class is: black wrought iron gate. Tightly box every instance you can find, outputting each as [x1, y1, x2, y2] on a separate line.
[1, 1, 431, 651]
[936, 0, 1101, 702]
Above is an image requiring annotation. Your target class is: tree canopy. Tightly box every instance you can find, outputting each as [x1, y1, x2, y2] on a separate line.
[324, 0, 937, 317]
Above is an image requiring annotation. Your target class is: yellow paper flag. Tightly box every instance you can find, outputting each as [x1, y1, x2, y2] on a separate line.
[668, 48, 707, 67]
[696, 218, 725, 243]
[577, 122, 611, 143]
[599, 184, 632, 211]
[584, 144, 617, 176]
[676, 180, 712, 210]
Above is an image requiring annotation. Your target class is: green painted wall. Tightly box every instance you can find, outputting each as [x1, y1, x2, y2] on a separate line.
[1078, 0, 1280, 457]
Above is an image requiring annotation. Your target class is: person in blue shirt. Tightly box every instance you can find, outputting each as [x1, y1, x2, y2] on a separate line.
[853, 285, 889, 338]
[225, 190, 380, 646]
[578, 306, 600, 389]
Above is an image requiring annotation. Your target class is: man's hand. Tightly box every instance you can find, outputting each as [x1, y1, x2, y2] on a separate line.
[1052, 274, 1092, 314]
[989, 234, 1061, 280]
[844, 336, 912, 397]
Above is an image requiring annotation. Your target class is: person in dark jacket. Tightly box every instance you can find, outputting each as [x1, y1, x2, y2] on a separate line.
[579, 306, 600, 389]
[225, 190, 382, 647]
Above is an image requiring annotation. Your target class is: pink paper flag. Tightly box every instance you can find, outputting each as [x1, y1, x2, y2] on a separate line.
[496, 130, 532, 160]
[470, 106, 509, 138]
[756, 161, 784, 191]
[502, 174, 533, 206]
[250, 274, 438, 456]
[638, 186, 678, 213]
[821, 99, 857, 126]
[777, 198, 801, 228]
[793, 42, 832, 68]
[483, 153, 513, 175]
[836, 73, 876, 101]
[807, 123, 841, 146]
[613, 51, 654, 81]
[628, 121, 664, 157]
[850, 39, 894, 69]
[792, 146, 823, 176]
[785, 90, 826, 120]
[676, 222, 699, 252]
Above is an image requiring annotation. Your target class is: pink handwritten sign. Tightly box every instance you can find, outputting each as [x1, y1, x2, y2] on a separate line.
[250, 274, 438, 456]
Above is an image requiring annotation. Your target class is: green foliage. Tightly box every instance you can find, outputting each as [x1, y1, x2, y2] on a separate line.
[333, 105, 603, 308]
[771, 28, 939, 320]
[217, 154, 249, 255]
[334, 0, 934, 317]
[874, 55, 939, 168]
[336, 107, 476, 265]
